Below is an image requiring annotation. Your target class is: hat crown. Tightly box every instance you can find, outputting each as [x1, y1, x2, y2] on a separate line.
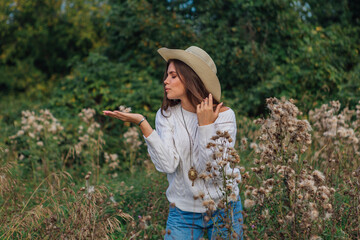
[185, 46, 217, 74]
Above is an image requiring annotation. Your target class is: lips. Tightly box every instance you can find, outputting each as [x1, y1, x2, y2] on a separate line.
[165, 88, 170, 92]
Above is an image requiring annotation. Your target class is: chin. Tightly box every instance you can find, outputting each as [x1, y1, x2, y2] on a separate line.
[166, 93, 181, 100]
[166, 94, 174, 100]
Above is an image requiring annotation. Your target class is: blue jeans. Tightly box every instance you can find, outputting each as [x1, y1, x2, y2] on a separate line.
[164, 197, 244, 240]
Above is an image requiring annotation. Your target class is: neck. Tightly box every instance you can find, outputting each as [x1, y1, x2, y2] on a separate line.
[180, 97, 196, 113]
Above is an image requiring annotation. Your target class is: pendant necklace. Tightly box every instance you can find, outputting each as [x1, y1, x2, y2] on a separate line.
[180, 105, 198, 186]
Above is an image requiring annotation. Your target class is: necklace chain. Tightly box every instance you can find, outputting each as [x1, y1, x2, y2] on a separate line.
[180, 105, 198, 186]
[180, 106, 194, 167]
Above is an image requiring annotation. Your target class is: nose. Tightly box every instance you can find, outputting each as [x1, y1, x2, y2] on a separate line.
[164, 75, 170, 85]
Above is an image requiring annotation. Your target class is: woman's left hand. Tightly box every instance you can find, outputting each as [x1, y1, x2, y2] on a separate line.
[102, 110, 144, 124]
[197, 93, 223, 126]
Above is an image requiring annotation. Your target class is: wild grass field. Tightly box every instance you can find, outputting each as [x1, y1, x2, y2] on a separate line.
[0, 96, 359, 239]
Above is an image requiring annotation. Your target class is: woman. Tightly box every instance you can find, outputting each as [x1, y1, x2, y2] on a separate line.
[103, 46, 243, 239]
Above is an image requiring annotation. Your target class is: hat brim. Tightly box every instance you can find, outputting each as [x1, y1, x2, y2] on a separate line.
[158, 48, 221, 102]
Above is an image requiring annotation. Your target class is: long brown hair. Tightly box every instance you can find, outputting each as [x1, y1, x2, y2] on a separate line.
[161, 59, 221, 117]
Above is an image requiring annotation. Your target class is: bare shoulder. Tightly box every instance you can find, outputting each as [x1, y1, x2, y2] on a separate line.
[219, 106, 230, 113]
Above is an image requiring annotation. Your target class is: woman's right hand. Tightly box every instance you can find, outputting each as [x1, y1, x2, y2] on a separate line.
[102, 110, 144, 124]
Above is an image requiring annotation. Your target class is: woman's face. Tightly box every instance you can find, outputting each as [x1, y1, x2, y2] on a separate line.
[164, 62, 187, 100]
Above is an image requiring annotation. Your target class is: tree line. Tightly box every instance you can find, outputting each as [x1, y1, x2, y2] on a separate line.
[0, 0, 359, 116]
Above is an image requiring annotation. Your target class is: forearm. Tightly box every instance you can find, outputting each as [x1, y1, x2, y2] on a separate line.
[142, 109, 181, 173]
[144, 133, 179, 173]
[139, 119, 153, 138]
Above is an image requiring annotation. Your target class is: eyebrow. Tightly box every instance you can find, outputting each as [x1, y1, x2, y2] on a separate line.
[167, 71, 177, 75]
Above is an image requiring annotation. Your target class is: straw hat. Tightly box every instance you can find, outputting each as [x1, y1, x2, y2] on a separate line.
[157, 46, 221, 102]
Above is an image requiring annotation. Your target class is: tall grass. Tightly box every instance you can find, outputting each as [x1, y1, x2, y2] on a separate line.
[1, 98, 359, 239]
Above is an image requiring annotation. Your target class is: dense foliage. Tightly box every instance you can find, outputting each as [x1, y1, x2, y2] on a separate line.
[1, 0, 359, 118]
[0, 0, 109, 95]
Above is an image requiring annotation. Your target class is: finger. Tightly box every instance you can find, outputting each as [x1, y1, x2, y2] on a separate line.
[104, 112, 117, 119]
[205, 97, 209, 106]
[107, 112, 123, 121]
[107, 112, 120, 118]
[209, 93, 213, 108]
[196, 104, 201, 113]
[103, 111, 115, 117]
[206, 99, 211, 109]
[114, 111, 129, 119]
[201, 100, 205, 109]
[215, 102, 223, 116]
